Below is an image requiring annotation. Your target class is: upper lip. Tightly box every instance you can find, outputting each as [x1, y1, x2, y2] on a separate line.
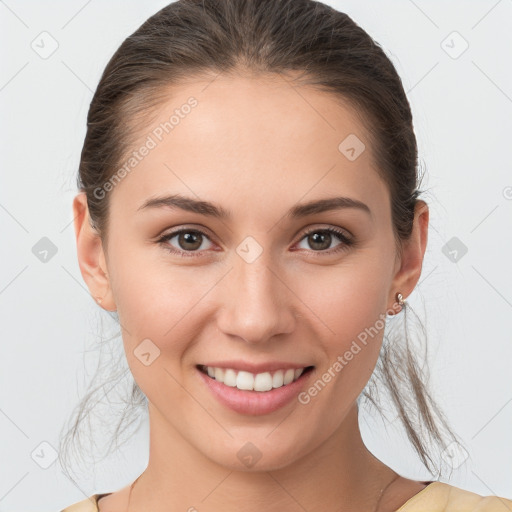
[199, 360, 313, 374]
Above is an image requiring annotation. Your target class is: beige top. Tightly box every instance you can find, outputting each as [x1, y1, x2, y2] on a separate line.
[60, 481, 512, 511]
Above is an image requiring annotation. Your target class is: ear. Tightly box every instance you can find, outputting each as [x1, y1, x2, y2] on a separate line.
[388, 200, 429, 311]
[72, 192, 116, 311]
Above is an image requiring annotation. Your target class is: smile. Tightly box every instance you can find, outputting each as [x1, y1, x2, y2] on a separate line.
[196, 363, 315, 415]
[198, 364, 313, 392]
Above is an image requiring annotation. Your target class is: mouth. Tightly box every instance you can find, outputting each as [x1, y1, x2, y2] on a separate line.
[196, 362, 316, 415]
[197, 364, 315, 392]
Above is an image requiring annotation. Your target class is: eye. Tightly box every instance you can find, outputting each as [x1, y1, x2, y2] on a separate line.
[295, 227, 354, 254]
[157, 225, 355, 258]
[157, 227, 214, 257]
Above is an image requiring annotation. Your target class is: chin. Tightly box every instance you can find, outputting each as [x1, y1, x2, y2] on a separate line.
[199, 436, 311, 473]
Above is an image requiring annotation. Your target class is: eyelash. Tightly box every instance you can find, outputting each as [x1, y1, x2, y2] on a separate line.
[156, 226, 355, 258]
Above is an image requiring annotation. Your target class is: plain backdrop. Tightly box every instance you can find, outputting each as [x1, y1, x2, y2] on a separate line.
[1, 1, 511, 510]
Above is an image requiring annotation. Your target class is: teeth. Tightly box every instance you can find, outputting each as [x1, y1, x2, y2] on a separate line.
[272, 370, 284, 388]
[254, 372, 273, 391]
[236, 371, 255, 390]
[223, 368, 237, 387]
[202, 365, 307, 392]
[214, 367, 224, 381]
[283, 368, 295, 385]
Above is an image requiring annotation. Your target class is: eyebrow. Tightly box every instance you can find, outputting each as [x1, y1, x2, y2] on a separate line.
[137, 194, 372, 219]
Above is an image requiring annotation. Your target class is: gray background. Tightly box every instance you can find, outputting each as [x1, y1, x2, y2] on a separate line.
[1, 0, 511, 510]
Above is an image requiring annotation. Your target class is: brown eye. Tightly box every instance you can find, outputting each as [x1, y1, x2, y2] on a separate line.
[177, 231, 203, 251]
[296, 227, 354, 254]
[158, 228, 214, 257]
[307, 231, 332, 251]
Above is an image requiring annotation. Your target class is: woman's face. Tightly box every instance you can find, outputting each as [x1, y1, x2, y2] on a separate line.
[77, 73, 422, 472]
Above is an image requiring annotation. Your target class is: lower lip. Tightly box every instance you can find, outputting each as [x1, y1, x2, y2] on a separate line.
[197, 367, 313, 416]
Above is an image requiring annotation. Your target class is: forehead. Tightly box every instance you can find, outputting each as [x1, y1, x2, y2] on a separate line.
[108, 72, 390, 223]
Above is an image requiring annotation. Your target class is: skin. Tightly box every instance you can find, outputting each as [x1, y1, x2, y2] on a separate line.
[73, 72, 430, 512]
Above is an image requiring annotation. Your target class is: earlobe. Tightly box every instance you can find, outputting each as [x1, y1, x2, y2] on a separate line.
[72, 192, 116, 311]
[388, 200, 429, 310]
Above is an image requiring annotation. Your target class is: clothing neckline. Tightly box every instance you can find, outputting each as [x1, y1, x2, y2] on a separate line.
[93, 480, 441, 511]
[94, 492, 112, 511]
[394, 480, 440, 511]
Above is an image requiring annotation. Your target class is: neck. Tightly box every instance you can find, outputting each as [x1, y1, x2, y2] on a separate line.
[129, 403, 398, 512]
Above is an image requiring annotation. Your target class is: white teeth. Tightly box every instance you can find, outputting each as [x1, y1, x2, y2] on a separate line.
[223, 368, 237, 387]
[272, 370, 284, 388]
[203, 365, 308, 392]
[236, 371, 254, 390]
[283, 368, 295, 385]
[254, 372, 273, 392]
[214, 367, 224, 381]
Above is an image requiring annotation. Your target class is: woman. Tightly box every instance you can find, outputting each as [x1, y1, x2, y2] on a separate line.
[60, 0, 512, 510]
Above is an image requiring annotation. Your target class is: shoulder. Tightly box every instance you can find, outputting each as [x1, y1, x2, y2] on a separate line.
[397, 481, 512, 512]
[60, 493, 107, 512]
[60, 482, 131, 511]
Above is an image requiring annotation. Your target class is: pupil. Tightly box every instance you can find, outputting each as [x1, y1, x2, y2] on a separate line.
[310, 232, 330, 250]
[180, 232, 201, 250]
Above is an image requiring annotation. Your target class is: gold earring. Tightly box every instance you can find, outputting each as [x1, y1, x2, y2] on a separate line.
[96, 297, 103, 305]
[396, 292, 406, 308]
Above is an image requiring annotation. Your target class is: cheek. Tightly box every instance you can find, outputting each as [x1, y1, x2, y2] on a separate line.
[297, 258, 390, 392]
[112, 261, 215, 408]
[110, 242, 218, 359]
[296, 255, 390, 339]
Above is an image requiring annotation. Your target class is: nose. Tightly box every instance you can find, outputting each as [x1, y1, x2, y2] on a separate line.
[215, 253, 297, 345]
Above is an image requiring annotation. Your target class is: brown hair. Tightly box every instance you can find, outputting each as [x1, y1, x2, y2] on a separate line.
[59, 0, 465, 480]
